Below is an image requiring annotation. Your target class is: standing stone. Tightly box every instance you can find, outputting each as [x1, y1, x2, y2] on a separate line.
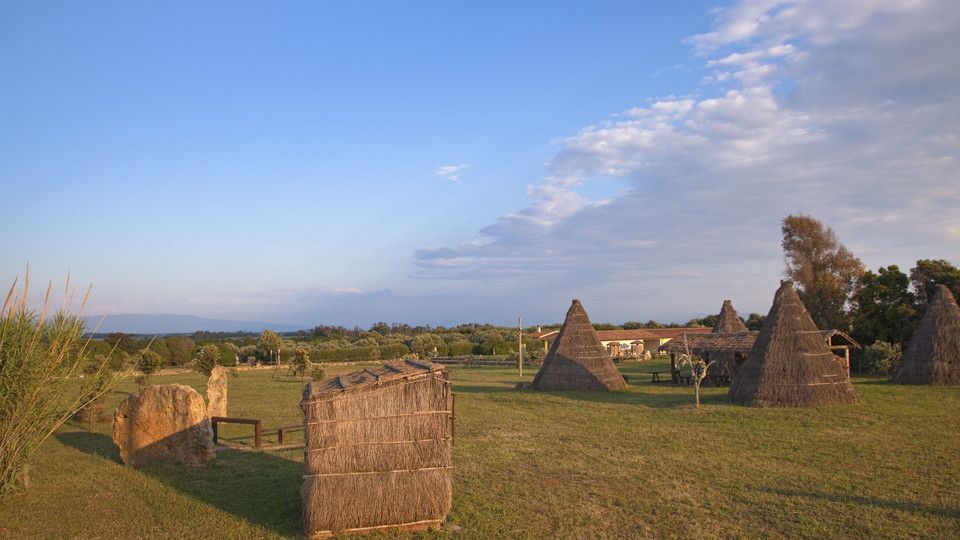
[206, 365, 228, 418]
[113, 384, 215, 467]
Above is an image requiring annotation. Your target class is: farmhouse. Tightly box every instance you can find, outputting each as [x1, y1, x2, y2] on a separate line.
[533, 326, 712, 359]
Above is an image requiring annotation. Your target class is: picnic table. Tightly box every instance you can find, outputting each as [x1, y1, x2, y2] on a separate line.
[646, 371, 668, 382]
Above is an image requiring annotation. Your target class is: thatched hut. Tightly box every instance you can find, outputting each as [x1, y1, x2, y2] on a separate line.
[532, 299, 626, 391]
[300, 359, 453, 538]
[713, 299, 748, 333]
[893, 284, 960, 385]
[728, 281, 859, 406]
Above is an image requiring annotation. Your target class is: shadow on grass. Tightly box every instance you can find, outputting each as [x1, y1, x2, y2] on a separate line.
[554, 388, 734, 409]
[452, 384, 516, 394]
[57, 430, 302, 537]
[769, 488, 960, 519]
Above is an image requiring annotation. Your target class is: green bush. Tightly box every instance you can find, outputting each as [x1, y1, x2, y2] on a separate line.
[309, 365, 326, 382]
[860, 341, 902, 375]
[192, 344, 221, 377]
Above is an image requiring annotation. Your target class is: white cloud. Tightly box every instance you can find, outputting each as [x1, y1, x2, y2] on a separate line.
[436, 164, 470, 182]
[414, 0, 960, 320]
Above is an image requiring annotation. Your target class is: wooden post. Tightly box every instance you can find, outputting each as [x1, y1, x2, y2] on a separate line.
[517, 316, 523, 378]
[211, 418, 219, 445]
[278, 427, 285, 445]
[670, 353, 678, 384]
[254, 420, 262, 449]
[844, 347, 851, 378]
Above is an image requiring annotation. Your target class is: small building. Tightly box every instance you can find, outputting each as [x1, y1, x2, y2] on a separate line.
[300, 359, 453, 538]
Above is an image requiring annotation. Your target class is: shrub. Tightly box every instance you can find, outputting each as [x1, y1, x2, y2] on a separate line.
[0, 279, 127, 498]
[309, 365, 326, 382]
[291, 348, 310, 377]
[192, 344, 221, 377]
[135, 349, 164, 388]
[860, 341, 902, 375]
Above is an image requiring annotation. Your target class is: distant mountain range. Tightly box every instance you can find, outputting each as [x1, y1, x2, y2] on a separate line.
[82, 313, 305, 334]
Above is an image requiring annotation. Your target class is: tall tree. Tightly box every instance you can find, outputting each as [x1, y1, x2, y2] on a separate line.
[909, 259, 960, 305]
[781, 214, 865, 330]
[851, 265, 917, 347]
[256, 329, 283, 362]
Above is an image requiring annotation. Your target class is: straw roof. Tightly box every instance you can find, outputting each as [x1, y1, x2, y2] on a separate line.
[301, 359, 452, 537]
[893, 284, 960, 385]
[728, 281, 859, 406]
[532, 299, 626, 391]
[713, 300, 748, 333]
[660, 331, 757, 355]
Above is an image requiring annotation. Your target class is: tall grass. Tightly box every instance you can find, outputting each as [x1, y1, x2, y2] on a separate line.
[0, 274, 128, 498]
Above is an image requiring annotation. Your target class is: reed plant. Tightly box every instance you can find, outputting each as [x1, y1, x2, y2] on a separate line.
[0, 274, 128, 498]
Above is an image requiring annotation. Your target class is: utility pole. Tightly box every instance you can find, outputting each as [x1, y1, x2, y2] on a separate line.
[518, 316, 523, 378]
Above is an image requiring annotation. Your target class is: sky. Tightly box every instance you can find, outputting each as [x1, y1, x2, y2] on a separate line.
[2, 0, 959, 328]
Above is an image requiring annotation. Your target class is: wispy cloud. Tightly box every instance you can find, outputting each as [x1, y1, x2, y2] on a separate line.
[436, 164, 470, 183]
[414, 0, 960, 319]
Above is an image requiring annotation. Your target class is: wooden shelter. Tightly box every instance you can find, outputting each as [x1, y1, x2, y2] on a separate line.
[893, 284, 960, 385]
[532, 299, 626, 391]
[728, 281, 860, 406]
[300, 359, 453, 538]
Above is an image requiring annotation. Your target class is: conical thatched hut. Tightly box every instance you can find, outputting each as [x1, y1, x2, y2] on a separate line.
[728, 281, 859, 406]
[300, 359, 453, 537]
[893, 284, 960, 385]
[713, 299, 748, 333]
[532, 299, 626, 391]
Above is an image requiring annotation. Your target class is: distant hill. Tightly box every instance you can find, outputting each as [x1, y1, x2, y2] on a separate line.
[82, 314, 305, 335]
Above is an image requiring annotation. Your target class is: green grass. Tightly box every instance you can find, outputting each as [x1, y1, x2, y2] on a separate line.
[1, 361, 958, 539]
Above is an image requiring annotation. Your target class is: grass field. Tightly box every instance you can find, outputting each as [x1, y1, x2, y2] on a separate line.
[1, 360, 958, 539]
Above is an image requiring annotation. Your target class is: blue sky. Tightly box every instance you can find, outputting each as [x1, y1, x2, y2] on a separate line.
[3, 1, 959, 328]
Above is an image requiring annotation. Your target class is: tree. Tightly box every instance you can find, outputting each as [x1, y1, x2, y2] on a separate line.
[291, 348, 310, 377]
[781, 214, 865, 330]
[910, 259, 960, 305]
[192, 344, 221, 377]
[104, 332, 137, 354]
[135, 349, 164, 388]
[257, 329, 283, 363]
[164, 335, 196, 366]
[851, 265, 917, 346]
[745, 313, 765, 331]
[622, 321, 643, 330]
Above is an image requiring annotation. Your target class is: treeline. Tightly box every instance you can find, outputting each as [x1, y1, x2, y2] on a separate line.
[93, 325, 550, 369]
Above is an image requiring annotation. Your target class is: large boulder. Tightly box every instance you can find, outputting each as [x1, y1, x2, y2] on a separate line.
[206, 366, 228, 418]
[113, 384, 215, 467]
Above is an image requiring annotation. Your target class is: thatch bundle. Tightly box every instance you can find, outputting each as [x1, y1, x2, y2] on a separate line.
[893, 284, 960, 385]
[728, 281, 859, 406]
[300, 359, 453, 538]
[713, 299, 748, 333]
[532, 299, 626, 391]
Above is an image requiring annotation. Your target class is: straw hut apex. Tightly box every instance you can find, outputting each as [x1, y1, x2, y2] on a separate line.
[893, 284, 960, 385]
[713, 299, 748, 333]
[728, 281, 859, 407]
[300, 359, 453, 538]
[532, 299, 626, 391]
